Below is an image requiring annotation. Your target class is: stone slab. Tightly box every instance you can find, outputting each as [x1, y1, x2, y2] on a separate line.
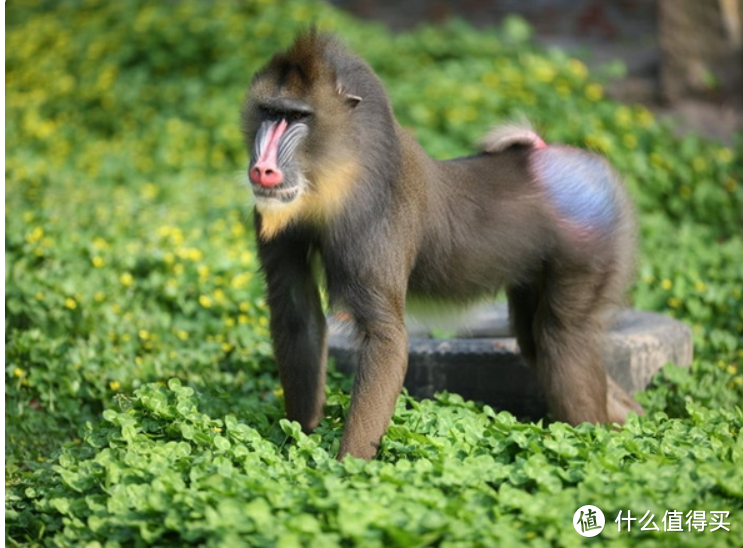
[328, 304, 693, 420]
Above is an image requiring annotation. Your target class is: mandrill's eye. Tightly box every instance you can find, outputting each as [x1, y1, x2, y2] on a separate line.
[260, 106, 280, 119]
[258, 101, 313, 123]
[288, 110, 310, 122]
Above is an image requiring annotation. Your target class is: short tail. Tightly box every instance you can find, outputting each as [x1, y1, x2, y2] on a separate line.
[480, 122, 547, 153]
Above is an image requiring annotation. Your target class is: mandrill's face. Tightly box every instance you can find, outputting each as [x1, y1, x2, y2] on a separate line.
[241, 48, 364, 241]
[244, 91, 314, 210]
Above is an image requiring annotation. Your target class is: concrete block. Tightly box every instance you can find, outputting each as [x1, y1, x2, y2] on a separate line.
[328, 303, 693, 420]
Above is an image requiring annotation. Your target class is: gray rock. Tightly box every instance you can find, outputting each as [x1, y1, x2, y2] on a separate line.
[328, 304, 693, 420]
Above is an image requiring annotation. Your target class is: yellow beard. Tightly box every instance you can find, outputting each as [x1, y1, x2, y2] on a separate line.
[257, 159, 358, 240]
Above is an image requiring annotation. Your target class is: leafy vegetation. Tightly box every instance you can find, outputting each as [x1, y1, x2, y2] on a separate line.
[5, 1, 742, 546]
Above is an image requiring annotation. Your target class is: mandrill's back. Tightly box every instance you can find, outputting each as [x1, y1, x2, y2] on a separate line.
[407, 146, 549, 301]
[407, 137, 634, 304]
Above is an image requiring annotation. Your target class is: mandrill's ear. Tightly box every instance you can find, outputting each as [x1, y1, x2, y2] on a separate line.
[337, 83, 362, 108]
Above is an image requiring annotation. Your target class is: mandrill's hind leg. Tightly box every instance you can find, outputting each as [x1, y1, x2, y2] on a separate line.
[606, 375, 645, 423]
[508, 262, 619, 425]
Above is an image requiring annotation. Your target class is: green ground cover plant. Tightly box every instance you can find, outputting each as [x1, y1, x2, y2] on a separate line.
[5, 1, 742, 546]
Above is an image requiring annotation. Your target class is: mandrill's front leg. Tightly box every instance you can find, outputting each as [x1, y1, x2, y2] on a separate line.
[338, 288, 409, 460]
[256, 225, 328, 433]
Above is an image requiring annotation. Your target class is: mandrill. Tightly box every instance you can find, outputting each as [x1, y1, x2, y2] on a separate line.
[241, 30, 641, 460]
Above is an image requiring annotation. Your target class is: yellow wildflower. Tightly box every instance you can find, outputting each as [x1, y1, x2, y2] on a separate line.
[635, 107, 654, 128]
[141, 183, 158, 200]
[716, 147, 733, 163]
[25, 227, 44, 244]
[692, 157, 707, 173]
[568, 59, 588, 80]
[585, 84, 603, 101]
[622, 134, 637, 149]
[231, 222, 246, 237]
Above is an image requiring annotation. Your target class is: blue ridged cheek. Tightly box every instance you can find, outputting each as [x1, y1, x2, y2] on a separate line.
[531, 147, 618, 233]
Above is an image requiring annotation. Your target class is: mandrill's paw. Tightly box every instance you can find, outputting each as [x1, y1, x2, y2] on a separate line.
[606, 375, 645, 424]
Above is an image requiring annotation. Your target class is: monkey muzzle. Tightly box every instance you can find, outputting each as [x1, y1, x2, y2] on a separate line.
[249, 119, 287, 188]
[250, 184, 301, 205]
[249, 119, 309, 206]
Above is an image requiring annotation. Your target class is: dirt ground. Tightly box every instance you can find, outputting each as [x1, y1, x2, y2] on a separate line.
[330, 0, 743, 144]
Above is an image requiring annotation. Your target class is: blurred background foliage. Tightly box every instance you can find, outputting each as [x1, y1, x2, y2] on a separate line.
[5, 0, 743, 546]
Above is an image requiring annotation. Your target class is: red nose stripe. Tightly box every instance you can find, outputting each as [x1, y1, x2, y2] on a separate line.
[250, 119, 288, 187]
